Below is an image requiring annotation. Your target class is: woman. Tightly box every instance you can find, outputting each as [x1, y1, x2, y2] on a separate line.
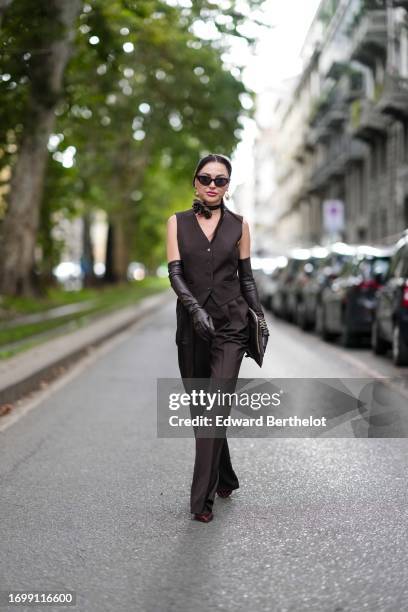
[166, 153, 269, 523]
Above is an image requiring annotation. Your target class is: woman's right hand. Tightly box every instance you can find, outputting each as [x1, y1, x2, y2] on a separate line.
[192, 308, 215, 341]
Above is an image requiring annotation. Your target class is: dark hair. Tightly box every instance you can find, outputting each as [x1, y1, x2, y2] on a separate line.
[192, 153, 232, 187]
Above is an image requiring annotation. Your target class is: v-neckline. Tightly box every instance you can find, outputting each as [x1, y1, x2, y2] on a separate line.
[193, 205, 225, 245]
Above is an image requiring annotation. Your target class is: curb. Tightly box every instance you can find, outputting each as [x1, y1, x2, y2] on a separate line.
[0, 290, 173, 409]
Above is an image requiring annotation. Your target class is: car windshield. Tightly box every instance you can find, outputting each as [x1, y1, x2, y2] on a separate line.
[358, 257, 390, 279]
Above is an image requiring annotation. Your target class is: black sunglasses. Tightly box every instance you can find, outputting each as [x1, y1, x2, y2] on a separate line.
[196, 174, 230, 188]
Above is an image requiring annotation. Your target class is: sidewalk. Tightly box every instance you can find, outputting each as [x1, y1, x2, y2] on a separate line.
[0, 289, 173, 409]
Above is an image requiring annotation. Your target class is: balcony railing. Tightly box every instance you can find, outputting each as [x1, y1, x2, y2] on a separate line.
[340, 139, 367, 164]
[308, 95, 348, 139]
[308, 124, 331, 146]
[349, 98, 390, 142]
[308, 133, 368, 194]
[349, 10, 387, 66]
[323, 101, 348, 128]
[309, 160, 330, 192]
[376, 73, 408, 119]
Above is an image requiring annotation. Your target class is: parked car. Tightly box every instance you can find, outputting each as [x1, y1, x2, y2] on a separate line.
[301, 242, 357, 333]
[251, 256, 279, 308]
[256, 256, 288, 312]
[316, 246, 393, 346]
[286, 247, 328, 327]
[371, 231, 408, 365]
[271, 249, 311, 320]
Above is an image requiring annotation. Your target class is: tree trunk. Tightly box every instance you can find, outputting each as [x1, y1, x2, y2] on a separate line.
[111, 212, 131, 283]
[81, 212, 96, 288]
[103, 214, 132, 284]
[104, 139, 153, 283]
[0, 0, 13, 26]
[0, 0, 81, 296]
[104, 222, 115, 284]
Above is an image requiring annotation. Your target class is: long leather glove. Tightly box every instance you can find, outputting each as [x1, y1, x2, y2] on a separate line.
[238, 257, 270, 351]
[168, 259, 215, 341]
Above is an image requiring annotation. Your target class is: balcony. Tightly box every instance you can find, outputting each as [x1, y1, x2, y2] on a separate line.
[332, 138, 368, 174]
[345, 82, 365, 102]
[308, 133, 368, 195]
[339, 139, 367, 164]
[308, 124, 331, 146]
[323, 101, 348, 128]
[308, 140, 345, 193]
[349, 11, 387, 66]
[349, 98, 390, 142]
[308, 97, 347, 145]
[324, 135, 356, 179]
[376, 73, 408, 120]
[309, 161, 330, 193]
[325, 60, 348, 81]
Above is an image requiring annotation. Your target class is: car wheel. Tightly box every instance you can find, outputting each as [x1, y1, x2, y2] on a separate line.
[315, 302, 323, 334]
[316, 302, 334, 341]
[392, 322, 408, 366]
[340, 322, 357, 348]
[297, 301, 309, 330]
[371, 318, 387, 355]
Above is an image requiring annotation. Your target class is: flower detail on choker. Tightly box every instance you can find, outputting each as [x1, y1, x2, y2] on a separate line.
[192, 198, 224, 218]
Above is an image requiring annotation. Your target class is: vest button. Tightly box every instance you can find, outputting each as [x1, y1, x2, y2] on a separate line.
[207, 248, 211, 251]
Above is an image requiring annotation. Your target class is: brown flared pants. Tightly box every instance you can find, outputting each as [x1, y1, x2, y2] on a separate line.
[177, 293, 249, 514]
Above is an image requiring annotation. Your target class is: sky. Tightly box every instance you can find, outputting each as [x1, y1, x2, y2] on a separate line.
[229, 0, 322, 192]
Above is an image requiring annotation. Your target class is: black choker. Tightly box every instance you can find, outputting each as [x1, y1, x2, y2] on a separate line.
[192, 198, 225, 219]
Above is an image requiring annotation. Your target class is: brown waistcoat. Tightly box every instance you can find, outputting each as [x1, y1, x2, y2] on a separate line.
[175, 205, 243, 307]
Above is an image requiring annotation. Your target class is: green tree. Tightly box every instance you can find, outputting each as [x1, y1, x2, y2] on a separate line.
[0, 0, 82, 295]
[0, 0, 269, 293]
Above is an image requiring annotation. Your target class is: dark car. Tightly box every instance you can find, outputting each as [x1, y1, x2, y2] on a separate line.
[271, 250, 311, 320]
[251, 256, 284, 310]
[317, 246, 393, 346]
[287, 247, 329, 328]
[371, 231, 408, 365]
[301, 242, 357, 333]
[257, 257, 288, 312]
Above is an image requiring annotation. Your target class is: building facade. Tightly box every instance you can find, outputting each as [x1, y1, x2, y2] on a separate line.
[260, 0, 408, 251]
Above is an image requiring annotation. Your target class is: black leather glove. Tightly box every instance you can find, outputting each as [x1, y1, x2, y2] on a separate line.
[238, 257, 270, 351]
[168, 259, 215, 341]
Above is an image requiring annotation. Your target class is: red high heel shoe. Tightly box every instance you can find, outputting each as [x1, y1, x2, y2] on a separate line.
[217, 488, 233, 498]
[193, 511, 214, 523]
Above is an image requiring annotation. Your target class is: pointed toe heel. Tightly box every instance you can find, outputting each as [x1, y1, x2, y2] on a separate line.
[193, 511, 214, 523]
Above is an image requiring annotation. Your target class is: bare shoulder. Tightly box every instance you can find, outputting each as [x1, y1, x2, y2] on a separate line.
[167, 214, 177, 230]
[241, 216, 250, 232]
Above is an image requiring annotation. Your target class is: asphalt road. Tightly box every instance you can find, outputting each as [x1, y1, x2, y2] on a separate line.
[0, 292, 408, 612]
